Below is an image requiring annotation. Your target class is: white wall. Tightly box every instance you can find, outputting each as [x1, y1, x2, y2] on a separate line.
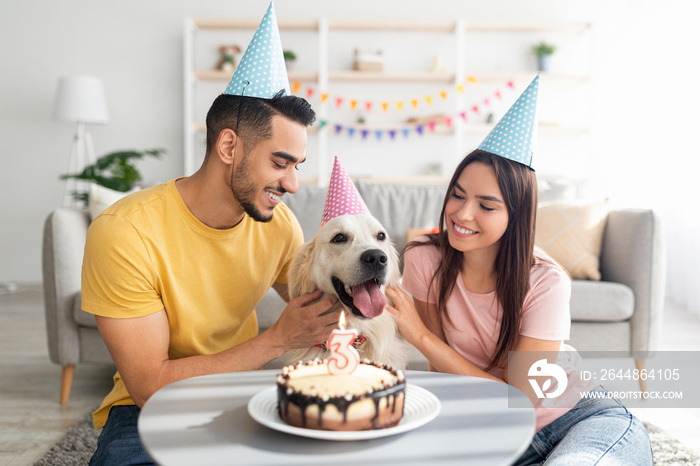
[1, 0, 698, 289]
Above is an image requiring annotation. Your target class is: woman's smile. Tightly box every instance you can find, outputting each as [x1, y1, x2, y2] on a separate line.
[451, 221, 478, 238]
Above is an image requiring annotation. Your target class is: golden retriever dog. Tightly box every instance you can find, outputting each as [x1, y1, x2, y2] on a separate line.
[285, 213, 409, 369]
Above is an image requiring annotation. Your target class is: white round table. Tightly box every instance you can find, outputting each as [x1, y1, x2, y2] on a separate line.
[138, 369, 535, 466]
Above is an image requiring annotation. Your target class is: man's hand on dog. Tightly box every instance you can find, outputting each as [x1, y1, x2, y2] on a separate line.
[271, 290, 342, 350]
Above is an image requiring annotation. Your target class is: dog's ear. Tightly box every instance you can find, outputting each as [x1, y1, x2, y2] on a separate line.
[287, 240, 316, 298]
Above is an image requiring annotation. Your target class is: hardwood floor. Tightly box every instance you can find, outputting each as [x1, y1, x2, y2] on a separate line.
[0, 283, 115, 465]
[1, 282, 699, 465]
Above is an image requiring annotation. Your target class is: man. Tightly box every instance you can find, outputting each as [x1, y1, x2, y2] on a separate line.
[83, 4, 340, 464]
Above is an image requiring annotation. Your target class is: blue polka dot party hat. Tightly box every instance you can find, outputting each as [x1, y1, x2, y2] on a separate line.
[477, 74, 540, 170]
[224, 2, 290, 98]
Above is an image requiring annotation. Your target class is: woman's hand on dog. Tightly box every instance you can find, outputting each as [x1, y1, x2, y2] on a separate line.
[270, 290, 343, 350]
[385, 285, 430, 346]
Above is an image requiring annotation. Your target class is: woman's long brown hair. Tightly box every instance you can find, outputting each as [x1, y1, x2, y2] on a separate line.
[405, 150, 538, 371]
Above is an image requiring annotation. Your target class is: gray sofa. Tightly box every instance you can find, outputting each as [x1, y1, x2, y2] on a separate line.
[42, 180, 665, 403]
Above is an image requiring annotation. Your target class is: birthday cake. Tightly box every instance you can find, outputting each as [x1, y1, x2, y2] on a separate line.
[277, 359, 406, 431]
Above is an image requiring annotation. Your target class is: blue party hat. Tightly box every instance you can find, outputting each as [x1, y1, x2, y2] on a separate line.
[478, 74, 540, 170]
[224, 2, 290, 98]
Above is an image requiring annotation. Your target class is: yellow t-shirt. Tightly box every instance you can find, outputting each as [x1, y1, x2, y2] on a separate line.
[81, 179, 303, 428]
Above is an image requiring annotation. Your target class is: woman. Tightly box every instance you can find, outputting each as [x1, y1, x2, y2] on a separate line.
[385, 150, 653, 465]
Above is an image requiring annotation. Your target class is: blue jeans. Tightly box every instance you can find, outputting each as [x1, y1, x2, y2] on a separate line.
[513, 386, 653, 465]
[90, 405, 154, 466]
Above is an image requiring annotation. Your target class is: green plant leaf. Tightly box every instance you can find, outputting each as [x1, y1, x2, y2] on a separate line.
[532, 41, 556, 56]
[58, 148, 166, 192]
[93, 176, 131, 192]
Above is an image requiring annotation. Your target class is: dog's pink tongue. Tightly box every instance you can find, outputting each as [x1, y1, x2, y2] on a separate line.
[351, 280, 386, 317]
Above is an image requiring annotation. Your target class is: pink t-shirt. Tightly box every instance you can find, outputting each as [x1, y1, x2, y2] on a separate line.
[402, 239, 595, 431]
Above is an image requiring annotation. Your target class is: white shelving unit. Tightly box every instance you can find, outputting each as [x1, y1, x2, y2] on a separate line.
[184, 18, 591, 184]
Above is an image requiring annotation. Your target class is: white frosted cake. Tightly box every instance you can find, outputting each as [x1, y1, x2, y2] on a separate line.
[277, 359, 406, 431]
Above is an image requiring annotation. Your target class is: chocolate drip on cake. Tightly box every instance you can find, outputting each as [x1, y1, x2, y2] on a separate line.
[277, 359, 406, 431]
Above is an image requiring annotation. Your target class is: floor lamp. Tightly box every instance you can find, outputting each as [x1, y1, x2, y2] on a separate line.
[53, 76, 109, 207]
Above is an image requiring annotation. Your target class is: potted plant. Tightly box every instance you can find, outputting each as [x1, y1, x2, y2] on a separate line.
[283, 49, 297, 70]
[60, 148, 165, 207]
[531, 41, 556, 72]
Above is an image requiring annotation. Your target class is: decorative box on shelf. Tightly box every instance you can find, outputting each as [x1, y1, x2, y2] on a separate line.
[353, 49, 384, 72]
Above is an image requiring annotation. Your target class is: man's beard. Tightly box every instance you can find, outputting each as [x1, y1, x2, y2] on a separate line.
[229, 154, 279, 223]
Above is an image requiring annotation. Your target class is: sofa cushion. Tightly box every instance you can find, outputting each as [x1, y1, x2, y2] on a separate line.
[256, 289, 286, 332]
[568, 321, 631, 352]
[72, 294, 98, 328]
[88, 183, 140, 220]
[569, 279, 634, 322]
[281, 186, 328, 241]
[355, 180, 446, 252]
[536, 199, 609, 280]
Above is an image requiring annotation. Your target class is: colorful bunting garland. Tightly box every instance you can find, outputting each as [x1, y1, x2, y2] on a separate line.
[293, 75, 507, 115]
[296, 78, 517, 140]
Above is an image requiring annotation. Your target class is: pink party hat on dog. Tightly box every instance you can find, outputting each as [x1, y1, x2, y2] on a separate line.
[320, 157, 386, 319]
[320, 156, 370, 227]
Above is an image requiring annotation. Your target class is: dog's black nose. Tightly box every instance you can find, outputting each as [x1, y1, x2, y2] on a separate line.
[361, 249, 388, 271]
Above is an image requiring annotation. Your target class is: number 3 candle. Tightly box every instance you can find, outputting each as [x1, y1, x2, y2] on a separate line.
[327, 311, 360, 375]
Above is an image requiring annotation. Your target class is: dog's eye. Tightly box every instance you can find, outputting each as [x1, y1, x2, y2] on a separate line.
[377, 232, 386, 241]
[331, 233, 347, 244]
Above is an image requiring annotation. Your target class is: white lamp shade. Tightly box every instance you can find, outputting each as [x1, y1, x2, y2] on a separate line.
[53, 76, 109, 124]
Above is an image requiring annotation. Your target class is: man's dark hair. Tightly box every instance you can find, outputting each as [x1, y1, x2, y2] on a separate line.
[204, 91, 316, 159]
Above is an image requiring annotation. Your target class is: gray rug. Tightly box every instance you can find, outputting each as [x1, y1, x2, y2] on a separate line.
[35, 411, 700, 465]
